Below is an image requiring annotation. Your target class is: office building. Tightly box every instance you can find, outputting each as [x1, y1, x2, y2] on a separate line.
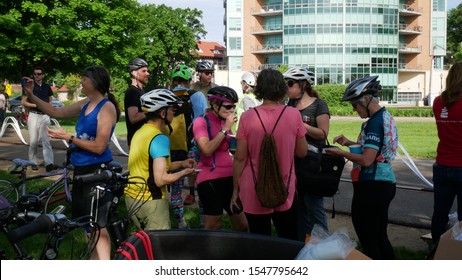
[223, 0, 447, 104]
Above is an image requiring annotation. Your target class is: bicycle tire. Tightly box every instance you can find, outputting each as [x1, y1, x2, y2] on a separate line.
[0, 179, 19, 202]
[43, 181, 72, 214]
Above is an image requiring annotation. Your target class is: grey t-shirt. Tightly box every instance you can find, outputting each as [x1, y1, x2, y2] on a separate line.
[299, 98, 330, 146]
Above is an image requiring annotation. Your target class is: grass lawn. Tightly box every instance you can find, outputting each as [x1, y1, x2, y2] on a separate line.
[52, 116, 438, 159]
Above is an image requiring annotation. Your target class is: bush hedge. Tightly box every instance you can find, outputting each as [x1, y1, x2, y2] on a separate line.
[314, 84, 434, 117]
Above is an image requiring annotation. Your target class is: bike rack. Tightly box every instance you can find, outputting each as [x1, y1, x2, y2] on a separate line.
[50, 118, 128, 157]
[0, 116, 28, 145]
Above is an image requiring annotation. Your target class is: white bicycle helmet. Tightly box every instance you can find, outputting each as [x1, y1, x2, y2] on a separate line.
[283, 67, 315, 85]
[140, 89, 184, 112]
[342, 76, 381, 101]
[241, 72, 258, 87]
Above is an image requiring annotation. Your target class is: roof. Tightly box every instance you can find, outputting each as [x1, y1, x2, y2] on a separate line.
[195, 41, 226, 59]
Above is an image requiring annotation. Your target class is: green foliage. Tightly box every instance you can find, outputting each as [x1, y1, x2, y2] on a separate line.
[447, 4, 462, 63]
[277, 64, 289, 74]
[315, 84, 348, 108]
[137, 4, 206, 88]
[0, 0, 142, 82]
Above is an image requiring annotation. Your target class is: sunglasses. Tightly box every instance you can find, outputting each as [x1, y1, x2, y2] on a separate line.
[203, 72, 213, 76]
[286, 79, 297, 87]
[33, 73, 43, 76]
[222, 104, 236, 110]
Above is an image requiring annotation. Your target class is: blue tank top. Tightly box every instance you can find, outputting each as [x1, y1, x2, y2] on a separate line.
[71, 98, 114, 167]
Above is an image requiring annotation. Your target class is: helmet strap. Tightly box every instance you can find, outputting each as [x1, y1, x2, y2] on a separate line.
[212, 102, 226, 121]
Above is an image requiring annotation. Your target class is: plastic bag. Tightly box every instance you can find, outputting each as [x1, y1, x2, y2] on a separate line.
[295, 225, 356, 260]
[451, 221, 462, 241]
[448, 211, 458, 228]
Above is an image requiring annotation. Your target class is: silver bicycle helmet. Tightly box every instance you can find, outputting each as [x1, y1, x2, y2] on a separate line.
[127, 58, 149, 72]
[196, 61, 214, 72]
[342, 76, 381, 101]
[283, 67, 315, 84]
[141, 89, 183, 112]
[241, 72, 258, 87]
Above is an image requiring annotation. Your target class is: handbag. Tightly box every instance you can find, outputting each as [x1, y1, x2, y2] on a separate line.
[295, 132, 346, 197]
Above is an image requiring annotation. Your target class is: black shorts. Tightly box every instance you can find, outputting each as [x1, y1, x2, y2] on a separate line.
[72, 163, 115, 228]
[197, 177, 236, 216]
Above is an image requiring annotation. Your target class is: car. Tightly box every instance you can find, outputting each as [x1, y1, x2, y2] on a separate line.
[7, 96, 64, 112]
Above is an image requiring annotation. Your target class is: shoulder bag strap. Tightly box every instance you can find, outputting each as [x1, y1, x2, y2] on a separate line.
[203, 115, 216, 172]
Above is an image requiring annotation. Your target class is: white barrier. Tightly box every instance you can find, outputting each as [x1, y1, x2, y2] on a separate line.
[0, 116, 28, 145]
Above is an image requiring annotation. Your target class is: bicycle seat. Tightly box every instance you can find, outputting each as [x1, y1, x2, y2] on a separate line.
[9, 159, 36, 174]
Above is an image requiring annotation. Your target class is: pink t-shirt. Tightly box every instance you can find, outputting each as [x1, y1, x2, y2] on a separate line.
[236, 105, 306, 214]
[193, 111, 234, 185]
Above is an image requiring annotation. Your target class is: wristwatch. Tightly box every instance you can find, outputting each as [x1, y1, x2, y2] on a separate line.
[68, 135, 75, 144]
[220, 129, 228, 136]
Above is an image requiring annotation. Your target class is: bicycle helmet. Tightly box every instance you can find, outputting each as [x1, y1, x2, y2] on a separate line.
[208, 86, 238, 103]
[196, 61, 214, 72]
[342, 76, 381, 101]
[283, 67, 315, 84]
[241, 72, 258, 87]
[140, 89, 184, 112]
[171, 65, 193, 80]
[127, 58, 149, 72]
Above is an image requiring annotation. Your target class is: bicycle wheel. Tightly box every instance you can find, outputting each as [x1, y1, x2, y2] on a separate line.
[0, 179, 19, 202]
[43, 181, 72, 214]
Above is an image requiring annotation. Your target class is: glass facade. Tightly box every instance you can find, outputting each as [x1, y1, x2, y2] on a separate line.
[283, 0, 399, 100]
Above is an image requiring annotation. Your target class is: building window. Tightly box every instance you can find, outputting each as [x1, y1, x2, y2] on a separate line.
[229, 0, 242, 12]
[229, 37, 241, 50]
[229, 18, 241, 31]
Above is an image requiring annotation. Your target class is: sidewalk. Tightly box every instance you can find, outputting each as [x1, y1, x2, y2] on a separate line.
[0, 126, 433, 255]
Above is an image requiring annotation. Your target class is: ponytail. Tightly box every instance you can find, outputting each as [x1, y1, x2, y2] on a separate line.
[107, 92, 121, 122]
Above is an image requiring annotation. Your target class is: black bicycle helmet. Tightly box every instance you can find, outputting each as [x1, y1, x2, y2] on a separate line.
[208, 86, 238, 103]
[195, 61, 214, 72]
[342, 76, 381, 101]
[127, 58, 149, 72]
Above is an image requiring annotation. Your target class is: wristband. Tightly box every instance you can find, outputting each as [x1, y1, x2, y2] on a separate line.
[68, 135, 74, 144]
[220, 129, 228, 136]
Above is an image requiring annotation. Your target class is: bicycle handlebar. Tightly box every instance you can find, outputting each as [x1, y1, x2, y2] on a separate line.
[74, 169, 128, 185]
[6, 214, 74, 244]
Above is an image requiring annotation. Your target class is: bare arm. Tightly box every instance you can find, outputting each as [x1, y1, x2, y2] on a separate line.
[170, 158, 196, 171]
[197, 113, 237, 157]
[305, 113, 330, 141]
[325, 147, 377, 168]
[295, 136, 308, 158]
[127, 106, 146, 124]
[22, 77, 83, 118]
[152, 157, 194, 187]
[231, 139, 248, 209]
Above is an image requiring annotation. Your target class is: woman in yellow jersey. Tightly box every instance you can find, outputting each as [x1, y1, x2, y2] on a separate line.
[124, 89, 196, 230]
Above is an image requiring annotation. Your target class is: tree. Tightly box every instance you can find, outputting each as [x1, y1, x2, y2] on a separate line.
[447, 4, 462, 63]
[137, 4, 206, 87]
[0, 0, 142, 82]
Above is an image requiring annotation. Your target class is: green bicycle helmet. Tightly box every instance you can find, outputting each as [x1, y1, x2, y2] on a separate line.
[171, 65, 193, 81]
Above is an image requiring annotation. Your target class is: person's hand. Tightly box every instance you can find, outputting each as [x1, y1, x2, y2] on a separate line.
[182, 167, 195, 176]
[324, 147, 344, 156]
[223, 113, 237, 131]
[46, 124, 68, 140]
[333, 134, 352, 146]
[22, 77, 35, 98]
[182, 158, 196, 169]
[230, 190, 242, 215]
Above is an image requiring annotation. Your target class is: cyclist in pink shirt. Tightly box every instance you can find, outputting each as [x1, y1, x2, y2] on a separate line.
[193, 86, 248, 231]
[232, 69, 308, 240]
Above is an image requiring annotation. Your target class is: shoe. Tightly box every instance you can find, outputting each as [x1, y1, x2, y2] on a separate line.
[31, 165, 38, 171]
[45, 164, 59, 172]
[184, 194, 195, 205]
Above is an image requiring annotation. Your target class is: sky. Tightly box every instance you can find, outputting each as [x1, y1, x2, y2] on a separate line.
[137, 0, 225, 45]
[138, 0, 462, 46]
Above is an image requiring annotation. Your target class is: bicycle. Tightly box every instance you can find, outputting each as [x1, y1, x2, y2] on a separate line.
[0, 147, 73, 215]
[12, 105, 28, 127]
[2, 163, 148, 259]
